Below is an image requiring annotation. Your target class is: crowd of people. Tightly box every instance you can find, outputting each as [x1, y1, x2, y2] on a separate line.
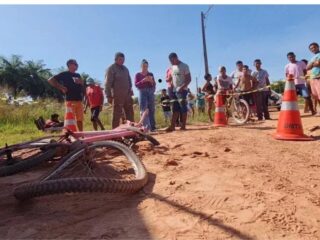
[47, 41, 320, 132]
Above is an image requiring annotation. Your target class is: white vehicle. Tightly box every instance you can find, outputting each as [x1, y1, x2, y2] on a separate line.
[268, 90, 282, 111]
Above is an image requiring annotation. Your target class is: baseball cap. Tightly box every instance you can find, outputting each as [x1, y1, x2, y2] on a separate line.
[87, 78, 95, 85]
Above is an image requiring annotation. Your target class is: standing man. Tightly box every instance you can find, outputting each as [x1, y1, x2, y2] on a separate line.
[231, 61, 244, 88]
[84, 78, 105, 131]
[285, 52, 316, 115]
[105, 52, 134, 129]
[48, 59, 84, 131]
[166, 52, 191, 131]
[307, 42, 320, 115]
[252, 59, 271, 120]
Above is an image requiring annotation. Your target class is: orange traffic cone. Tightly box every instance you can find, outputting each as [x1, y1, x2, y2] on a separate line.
[274, 74, 313, 141]
[64, 102, 77, 132]
[213, 92, 227, 127]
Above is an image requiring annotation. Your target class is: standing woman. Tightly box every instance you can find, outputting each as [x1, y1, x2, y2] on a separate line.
[135, 59, 156, 131]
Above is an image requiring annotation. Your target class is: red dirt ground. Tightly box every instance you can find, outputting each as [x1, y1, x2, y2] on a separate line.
[1, 110, 320, 239]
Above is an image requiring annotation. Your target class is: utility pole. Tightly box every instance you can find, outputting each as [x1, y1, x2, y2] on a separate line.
[196, 77, 198, 91]
[201, 11, 209, 76]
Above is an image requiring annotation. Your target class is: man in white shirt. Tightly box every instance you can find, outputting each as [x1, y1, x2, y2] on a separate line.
[252, 59, 271, 120]
[285, 52, 315, 115]
[230, 60, 244, 88]
[166, 52, 191, 131]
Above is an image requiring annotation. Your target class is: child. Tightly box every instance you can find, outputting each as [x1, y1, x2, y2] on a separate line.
[202, 74, 216, 122]
[160, 89, 172, 124]
[45, 113, 63, 129]
[187, 91, 195, 118]
[196, 88, 205, 113]
[84, 78, 105, 130]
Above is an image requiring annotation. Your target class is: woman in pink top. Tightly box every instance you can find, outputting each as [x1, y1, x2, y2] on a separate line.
[135, 59, 156, 131]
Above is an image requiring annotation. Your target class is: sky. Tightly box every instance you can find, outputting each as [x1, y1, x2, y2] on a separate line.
[0, 5, 320, 95]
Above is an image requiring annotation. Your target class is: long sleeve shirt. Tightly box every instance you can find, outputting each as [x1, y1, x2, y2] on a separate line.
[105, 63, 132, 98]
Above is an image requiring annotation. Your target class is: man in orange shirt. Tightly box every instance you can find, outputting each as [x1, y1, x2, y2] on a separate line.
[84, 78, 105, 130]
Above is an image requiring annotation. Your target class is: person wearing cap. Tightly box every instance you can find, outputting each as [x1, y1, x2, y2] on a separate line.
[48, 59, 84, 131]
[84, 78, 105, 131]
[166, 52, 191, 131]
[105, 52, 134, 129]
[134, 59, 156, 131]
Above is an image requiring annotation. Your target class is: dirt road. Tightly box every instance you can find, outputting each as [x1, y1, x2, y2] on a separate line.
[1, 110, 320, 239]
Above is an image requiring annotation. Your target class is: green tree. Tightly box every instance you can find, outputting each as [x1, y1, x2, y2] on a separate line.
[270, 80, 285, 94]
[0, 55, 24, 97]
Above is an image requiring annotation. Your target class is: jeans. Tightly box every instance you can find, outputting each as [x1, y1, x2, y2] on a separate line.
[138, 87, 156, 130]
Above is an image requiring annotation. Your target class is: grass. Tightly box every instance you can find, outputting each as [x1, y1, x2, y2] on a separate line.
[0, 100, 210, 146]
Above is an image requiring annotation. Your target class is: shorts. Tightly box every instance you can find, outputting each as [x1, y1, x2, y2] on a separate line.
[310, 79, 320, 100]
[207, 97, 214, 109]
[172, 90, 188, 113]
[66, 101, 84, 121]
[188, 103, 194, 109]
[90, 106, 101, 121]
[296, 84, 310, 98]
[163, 111, 172, 119]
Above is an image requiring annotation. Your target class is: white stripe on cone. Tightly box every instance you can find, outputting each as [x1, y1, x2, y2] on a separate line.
[281, 101, 299, 111]
[215, 107, 225, 113]
[64, 119, 77, 126]
[284, 81, 296, 91]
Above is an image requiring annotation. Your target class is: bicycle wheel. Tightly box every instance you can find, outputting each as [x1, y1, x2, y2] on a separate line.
[124, 126, 160, 146]
[231, 98, 250, 124]
[14, 141, 148, 200]
[0, 140, 59, 177]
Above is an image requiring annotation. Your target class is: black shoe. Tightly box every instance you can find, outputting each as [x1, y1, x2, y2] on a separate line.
[265, 117, 272, 120]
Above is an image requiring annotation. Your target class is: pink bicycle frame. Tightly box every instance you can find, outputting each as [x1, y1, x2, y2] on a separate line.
[69, 123, 145, 143]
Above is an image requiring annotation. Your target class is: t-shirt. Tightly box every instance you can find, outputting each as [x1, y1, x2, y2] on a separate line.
[171, 62, 190, 91]
[86, 85, 104, 108]
[160, 95, 171, 112]
[216, 75, 233, 91]
[252, 69, 269, 91]
[135, 72, 155, 90]
[309, 52, 320, 78]
[284, 61, 306, 85]
[54, 71, 83, 101]
[196, 93, 205, 107]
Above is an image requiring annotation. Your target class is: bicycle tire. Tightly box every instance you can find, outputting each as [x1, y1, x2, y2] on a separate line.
[14, 141, 148, 200]
[232, 99, 250, 124]
[0, 148, 56, 177]
[124, 126, 160, 146]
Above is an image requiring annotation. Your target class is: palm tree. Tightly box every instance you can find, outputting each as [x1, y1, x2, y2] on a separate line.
[0, 55, 24, 98]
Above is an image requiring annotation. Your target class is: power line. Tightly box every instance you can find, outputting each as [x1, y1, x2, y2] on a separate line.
[204, 5, 214, 18]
